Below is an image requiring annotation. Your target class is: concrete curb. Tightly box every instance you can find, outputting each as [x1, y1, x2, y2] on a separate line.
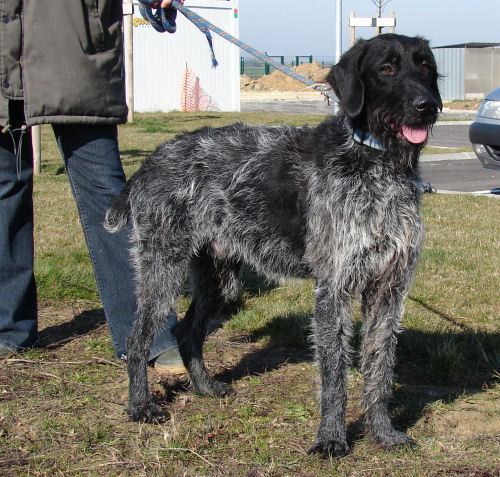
[435, 189, 500, 198]
[421, 152, 476, 162]
[435, 120, 473, 125]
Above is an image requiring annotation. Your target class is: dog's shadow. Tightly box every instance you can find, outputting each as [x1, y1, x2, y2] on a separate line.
[209, 268, 312, 381]
[213, 312, 314, 383]
[174, 274, 499, 448]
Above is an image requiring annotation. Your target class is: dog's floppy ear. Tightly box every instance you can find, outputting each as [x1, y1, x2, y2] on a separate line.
[422, 39, 443, 112]
[431, 74, 443, 112]
[327, 40, 367, 118]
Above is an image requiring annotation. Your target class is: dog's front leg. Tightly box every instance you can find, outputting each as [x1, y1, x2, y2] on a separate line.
[308, 280, 352, 457]
[361, 283, 416, 448]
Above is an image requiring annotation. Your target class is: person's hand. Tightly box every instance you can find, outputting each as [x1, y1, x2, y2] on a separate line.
[151, 0, 183, 7]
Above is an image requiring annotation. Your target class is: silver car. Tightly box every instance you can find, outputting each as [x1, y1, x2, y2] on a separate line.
[469, 87, 500, 168]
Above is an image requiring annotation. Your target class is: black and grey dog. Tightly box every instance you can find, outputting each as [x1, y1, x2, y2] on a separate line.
[105, 34, 442, 457]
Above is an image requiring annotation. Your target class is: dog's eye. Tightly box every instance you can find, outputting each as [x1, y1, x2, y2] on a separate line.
[381, 64, 394, 74]
[422, 63, 432, 73]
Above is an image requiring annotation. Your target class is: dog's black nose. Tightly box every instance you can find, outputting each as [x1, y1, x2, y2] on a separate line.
[413, 95, 436, 112]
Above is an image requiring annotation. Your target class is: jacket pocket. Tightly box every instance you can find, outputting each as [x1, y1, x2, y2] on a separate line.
[84, 0, 105, 52]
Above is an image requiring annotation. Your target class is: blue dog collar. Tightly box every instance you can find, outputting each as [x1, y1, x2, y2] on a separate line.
[352, 128, 385, 151]
[347, 126, 385, 151]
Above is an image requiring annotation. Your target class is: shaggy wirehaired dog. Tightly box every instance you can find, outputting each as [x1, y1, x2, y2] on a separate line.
[105, 34, 442, 457]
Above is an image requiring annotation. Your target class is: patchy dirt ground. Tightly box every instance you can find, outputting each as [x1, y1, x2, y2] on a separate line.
[1, 300, 498, 476]
[240, 62, 329, 93]
[443, 100, 482, 110]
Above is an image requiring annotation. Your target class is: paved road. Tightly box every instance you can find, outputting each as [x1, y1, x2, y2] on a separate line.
[427, 122, 471, 149]
[241, 98, 334, 115]
[420, 158, 500, 193]
[423, 121, 500, 193]
[240, 99, 499, 194]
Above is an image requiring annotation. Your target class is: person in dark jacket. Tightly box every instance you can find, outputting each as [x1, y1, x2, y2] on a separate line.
[0, 0, 186, 374]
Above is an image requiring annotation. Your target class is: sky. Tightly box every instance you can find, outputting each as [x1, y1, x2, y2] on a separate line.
[238, 0, 500, 58]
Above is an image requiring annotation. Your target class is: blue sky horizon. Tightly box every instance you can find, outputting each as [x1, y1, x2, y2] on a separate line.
[238, 0, 500, 58]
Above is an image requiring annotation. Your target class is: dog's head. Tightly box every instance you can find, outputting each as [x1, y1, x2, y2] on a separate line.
[327, 34, 442, 148]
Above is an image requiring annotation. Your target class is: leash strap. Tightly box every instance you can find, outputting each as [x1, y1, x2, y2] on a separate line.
[138, 0, 218, 67]
[138, 0, 338, 101]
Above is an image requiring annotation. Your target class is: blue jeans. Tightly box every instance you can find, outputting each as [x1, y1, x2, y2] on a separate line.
[0, 101, 177, 359]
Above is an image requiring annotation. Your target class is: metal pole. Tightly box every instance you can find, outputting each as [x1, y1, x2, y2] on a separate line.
[32, 125, 41, 176]
[335, 0, 342, 63]
[390, 10, 396, 33]
[123, 0, 134, 122]
[350, 11, 355, 46]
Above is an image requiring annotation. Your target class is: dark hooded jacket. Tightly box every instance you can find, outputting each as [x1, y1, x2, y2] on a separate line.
[0, 0, 127, 127]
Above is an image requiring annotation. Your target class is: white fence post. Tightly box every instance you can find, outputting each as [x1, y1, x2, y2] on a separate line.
[32, 125, 41, 175]
[123, 0, 134, 122]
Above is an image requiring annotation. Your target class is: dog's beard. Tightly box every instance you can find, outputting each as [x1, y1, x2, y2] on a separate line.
[367, 106, 438, 149]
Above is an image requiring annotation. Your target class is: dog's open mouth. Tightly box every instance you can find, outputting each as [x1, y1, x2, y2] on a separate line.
[397, 124, 429, 144]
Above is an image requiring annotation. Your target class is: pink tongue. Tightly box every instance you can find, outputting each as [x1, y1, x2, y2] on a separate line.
[400, 125, 428, 144]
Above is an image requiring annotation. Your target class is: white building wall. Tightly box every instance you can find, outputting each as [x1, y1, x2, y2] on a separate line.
[432, 48, 465, 101]
[131, 0, 240, 112]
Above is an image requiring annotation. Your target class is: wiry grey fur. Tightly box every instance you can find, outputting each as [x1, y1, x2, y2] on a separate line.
[105, 34, 442, 457]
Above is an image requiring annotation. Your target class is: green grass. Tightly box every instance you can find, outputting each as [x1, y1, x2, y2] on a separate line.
[0, 112, 498, 476]
[422, 146, 473, 154]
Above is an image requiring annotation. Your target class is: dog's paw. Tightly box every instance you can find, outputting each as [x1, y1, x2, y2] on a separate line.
[126, 401, 167, 423]
[191, 379, 234, 398]
[209, 380, 234, 397]
[372, 430, 416, 450]
[307, 439, 351, 458]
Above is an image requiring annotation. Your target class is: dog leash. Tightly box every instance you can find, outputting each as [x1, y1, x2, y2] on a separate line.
[138, 0, 338, 103]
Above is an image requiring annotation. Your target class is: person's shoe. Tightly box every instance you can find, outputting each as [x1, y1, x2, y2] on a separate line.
[154, 347, 188, 375]
[0, 344, 14, 358]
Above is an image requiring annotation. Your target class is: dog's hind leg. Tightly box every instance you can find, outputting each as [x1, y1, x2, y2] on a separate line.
[308, 279, 352, 457]
[177, 244, 241, 397]
[360, 281, 416, 448]
[126, 241, 191, 422]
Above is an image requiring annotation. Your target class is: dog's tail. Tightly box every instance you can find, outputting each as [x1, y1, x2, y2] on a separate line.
[104, 181, 132, 233]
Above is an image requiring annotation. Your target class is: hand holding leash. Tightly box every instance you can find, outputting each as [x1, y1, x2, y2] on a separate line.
[138, 0, 184, 33]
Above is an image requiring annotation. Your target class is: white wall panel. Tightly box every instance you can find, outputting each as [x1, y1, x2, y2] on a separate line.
[432, 48, 465, 101]
[131, 0, 240, 112]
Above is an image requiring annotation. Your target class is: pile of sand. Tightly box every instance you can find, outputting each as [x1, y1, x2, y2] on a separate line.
[241, 62, 330, 92]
